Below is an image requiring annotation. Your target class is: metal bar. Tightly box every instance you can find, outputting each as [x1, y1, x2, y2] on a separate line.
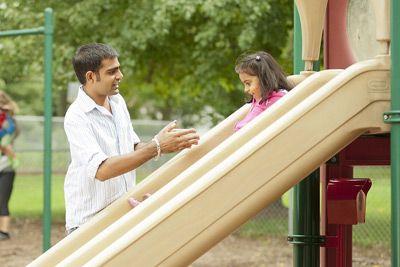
[0, 8, 54, 252]
[391, 0, 400, 265]
[287, 234, 326, 246]
[0, 27, 44, 37]
[292, 4, 303, 265]
[293, 3, 303, 76]
[383, 110, 400, 123]
[42, 7, 54, 252]
[292, 4, 321, 265]
[293, 169, 321, 267]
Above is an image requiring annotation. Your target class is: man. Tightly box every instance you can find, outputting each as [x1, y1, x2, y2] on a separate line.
[64, 43, 199, 234]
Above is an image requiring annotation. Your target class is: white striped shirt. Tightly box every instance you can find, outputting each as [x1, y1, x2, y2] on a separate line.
[64, 86, 140, 231]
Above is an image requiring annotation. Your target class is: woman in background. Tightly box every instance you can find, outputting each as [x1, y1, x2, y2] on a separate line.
[0, 91, 19, 240]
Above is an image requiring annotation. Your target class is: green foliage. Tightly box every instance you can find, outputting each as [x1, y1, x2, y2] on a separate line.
[7, 80, 44, 115]
[0, 0, 294, 126]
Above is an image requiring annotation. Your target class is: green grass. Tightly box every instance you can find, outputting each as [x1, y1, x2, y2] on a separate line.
[9, 174, 66, 220]
[236, 218, 288, 237]
[9, 173, 149, 220]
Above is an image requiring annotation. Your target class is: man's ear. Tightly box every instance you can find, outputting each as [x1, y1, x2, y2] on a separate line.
[85, 71, 95, 84]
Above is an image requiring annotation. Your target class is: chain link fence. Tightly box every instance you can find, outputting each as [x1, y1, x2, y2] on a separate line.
[236, 167, 391, 248]
[14, 116, 391, 250]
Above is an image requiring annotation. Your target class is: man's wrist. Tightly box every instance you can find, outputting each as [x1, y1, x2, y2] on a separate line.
[152, 135, 161, 161]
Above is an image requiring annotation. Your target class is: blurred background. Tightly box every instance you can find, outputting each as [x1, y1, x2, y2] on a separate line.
[0, 0, 294, 127]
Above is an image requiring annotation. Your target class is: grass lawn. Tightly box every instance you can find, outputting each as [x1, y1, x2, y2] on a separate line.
[10, 174, 66, 220]
[9, 173, 149, 220]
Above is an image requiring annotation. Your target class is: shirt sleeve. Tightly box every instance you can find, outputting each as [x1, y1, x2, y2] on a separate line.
[0, 115, 15, 138]
[266, 95, 284, 108]
[64, 114, 109, 181]
[234, 103, 266, 132]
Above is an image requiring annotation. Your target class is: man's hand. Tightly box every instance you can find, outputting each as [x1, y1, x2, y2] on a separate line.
[157, 120, 200, 154]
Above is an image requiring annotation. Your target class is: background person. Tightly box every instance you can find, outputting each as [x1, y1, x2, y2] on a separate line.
[0, 91, 20, 169]
[0, 98, 19, 241]
[0, 154, 16, 240]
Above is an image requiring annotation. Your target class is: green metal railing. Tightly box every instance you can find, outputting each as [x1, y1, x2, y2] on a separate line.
[0, 8, 53, 252]
[390, 0, 400, 265]
[383, 0, 400, 265]
[290, 4, 321, 266]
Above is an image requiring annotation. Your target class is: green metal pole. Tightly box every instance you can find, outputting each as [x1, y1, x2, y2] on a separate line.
[0, 7, 54, 253]
[43, 7, 53, 252]
[291, 3, 321, 266]
[390, 0, 400, 265]
[0, 27, 44, 37]
[293, 3, 303, 76]
[293, 170, 321, 266]
[293, 4, 304, 265]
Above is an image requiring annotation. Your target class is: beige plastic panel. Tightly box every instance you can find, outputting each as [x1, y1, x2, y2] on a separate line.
[370, 0, 391, 55]
[294, 0, 328, 67]
[27, 72, 332, 267]
[370, 0, 390, 42]
[82, 55, 390, 267]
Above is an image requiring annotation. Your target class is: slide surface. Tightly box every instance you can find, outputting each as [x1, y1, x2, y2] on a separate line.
[29, 55, 390, 267]
[29, 66, 324, 267]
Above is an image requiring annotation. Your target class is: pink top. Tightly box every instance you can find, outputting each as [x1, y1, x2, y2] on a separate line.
[234, 90, 288, 132]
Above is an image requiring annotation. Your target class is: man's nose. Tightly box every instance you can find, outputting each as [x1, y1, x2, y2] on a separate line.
[117, 70, 124, 79]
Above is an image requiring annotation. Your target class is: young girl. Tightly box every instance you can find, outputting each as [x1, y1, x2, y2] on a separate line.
[234, 51, 294, 132]
[127, 52, 292, 209]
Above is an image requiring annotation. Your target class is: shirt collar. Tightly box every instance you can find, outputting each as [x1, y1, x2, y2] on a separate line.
[77, 85, 120, 113]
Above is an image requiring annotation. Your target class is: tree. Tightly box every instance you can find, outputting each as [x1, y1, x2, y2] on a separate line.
[0, 0, 293, 127]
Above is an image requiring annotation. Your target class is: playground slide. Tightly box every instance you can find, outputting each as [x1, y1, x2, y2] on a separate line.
[62, 55, 390, 267]
[28, 71, 336, 267]
[27, 94, 249, 267]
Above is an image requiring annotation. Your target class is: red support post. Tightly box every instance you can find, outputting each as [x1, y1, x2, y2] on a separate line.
[323, 136, 390, 266]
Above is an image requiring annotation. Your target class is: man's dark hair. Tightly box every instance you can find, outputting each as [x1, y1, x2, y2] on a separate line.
[72, 43, 119, 85]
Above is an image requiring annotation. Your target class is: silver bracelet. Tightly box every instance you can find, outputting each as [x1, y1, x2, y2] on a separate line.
[152, 134, 161, 161]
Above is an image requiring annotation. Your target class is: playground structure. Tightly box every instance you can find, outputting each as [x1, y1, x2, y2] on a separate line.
[26, 0, 397, 266]
[290, 0, 392, 266]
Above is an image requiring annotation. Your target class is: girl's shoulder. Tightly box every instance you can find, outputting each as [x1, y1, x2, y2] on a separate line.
[268, 89, 288, 99]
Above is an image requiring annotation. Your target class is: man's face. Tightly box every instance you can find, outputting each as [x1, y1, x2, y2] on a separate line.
[93, 57, 123, 97]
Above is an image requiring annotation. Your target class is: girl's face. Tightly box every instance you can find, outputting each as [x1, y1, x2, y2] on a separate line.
[239, 72, 262, 100]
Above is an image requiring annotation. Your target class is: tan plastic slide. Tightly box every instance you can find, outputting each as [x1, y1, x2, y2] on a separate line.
[29, 70, 334, 267]
[29, 55, 390, 266]
[28, 70, 323, 266]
